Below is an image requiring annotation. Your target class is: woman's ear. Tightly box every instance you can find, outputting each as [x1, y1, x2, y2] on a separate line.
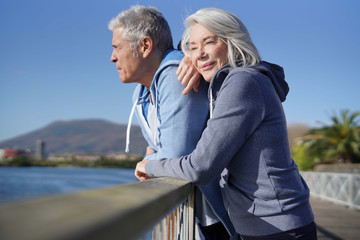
[140, 36, 153, 58]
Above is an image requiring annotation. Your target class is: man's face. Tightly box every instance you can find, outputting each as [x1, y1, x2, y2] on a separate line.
[111, 27, 144, 84]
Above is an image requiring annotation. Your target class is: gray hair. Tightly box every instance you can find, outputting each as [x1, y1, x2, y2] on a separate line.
[108, 5, 173, 57]
[181, 8, 261, 68]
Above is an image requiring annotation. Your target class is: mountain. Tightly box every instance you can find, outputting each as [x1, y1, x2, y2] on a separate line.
[0, 119, 148, 155]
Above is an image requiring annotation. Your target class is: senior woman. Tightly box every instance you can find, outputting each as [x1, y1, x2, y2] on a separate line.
[135, 8, 317, 240]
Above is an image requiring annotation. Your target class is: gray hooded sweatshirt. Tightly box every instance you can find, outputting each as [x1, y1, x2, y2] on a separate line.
[146, 61, 314, 236]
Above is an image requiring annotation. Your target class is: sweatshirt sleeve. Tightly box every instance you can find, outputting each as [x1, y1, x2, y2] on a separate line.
[144, 65, 209, 160]
[146, 71, 265, 185]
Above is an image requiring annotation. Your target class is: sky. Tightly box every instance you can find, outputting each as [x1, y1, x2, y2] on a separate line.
[0, 0, 359, 142]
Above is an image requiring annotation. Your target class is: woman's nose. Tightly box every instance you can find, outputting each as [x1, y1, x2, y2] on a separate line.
[195, 46, 206, 60]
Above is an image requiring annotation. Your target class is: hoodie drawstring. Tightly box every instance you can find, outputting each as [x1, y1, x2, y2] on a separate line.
[152, 81, 159, 146]
[125, 98, 138, 153]
[210, 89, 213, 119]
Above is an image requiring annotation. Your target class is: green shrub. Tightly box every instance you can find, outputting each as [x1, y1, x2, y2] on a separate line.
[292, 144, 317, 171]
[7, 156, 33, 167]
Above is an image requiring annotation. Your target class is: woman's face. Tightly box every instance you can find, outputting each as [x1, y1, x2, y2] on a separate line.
[188, 23, 228, 82]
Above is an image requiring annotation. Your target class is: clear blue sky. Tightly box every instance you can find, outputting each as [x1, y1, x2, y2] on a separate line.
[1, 0, 359, 142]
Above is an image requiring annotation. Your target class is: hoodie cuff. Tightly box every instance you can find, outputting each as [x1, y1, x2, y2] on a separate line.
[145, 160, 157, 178]
[144, 153, 157, 160]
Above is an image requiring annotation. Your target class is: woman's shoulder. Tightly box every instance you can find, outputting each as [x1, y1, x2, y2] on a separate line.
[228, 65, 261, 79]
[211, 63, 265, 92]
[225, 62, 278, 86]
[223, 66, 262, 87]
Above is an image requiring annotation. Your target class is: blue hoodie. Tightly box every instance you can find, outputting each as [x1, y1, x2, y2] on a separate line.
[131, 49, 209, 159]
[128, 49, 235, 235]
[145, 61, 314, 236]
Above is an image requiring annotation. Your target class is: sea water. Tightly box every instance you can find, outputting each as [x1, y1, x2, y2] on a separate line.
[0, 166, 137, 203]
[0, 166, 152, 239]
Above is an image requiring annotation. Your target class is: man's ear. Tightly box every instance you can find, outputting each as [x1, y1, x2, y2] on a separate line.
[140, 36, 153, 58]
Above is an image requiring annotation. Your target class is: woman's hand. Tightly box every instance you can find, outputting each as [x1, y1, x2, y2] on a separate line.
[135, 159, 150, 181]
[176, 56, 201, 95]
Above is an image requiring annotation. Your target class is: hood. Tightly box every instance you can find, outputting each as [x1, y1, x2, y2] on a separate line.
[251, 61, 289, 102]
[209, 61, 289, 102]
[152, 49, 183, 87]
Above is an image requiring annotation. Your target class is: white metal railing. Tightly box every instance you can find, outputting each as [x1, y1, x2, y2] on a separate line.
[152, 190, 194, 240]
[301, 171, 360, 210]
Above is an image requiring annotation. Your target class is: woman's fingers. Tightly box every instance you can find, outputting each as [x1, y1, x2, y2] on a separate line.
[182, 72, 201, 95]
[177, 57, 201, 95]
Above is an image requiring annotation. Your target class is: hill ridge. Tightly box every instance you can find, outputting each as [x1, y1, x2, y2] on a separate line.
[0, 119, 147, 155]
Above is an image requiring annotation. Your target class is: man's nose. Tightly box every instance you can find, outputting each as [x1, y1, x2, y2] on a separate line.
[110, 51, 117, 62]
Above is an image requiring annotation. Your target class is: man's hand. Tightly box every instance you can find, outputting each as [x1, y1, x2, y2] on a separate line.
[145, 146, 155, 155]
[135, 159, 151, 181]
[176, 56, 201, 95]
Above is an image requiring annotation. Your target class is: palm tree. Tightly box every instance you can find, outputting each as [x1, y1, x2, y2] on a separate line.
[310, 110, 360, 163]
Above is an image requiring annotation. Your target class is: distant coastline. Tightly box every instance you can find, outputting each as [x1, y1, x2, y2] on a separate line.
[0, 155, 142, 169]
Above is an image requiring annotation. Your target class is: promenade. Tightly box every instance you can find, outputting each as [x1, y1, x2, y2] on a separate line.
[310, 197, 360, 240]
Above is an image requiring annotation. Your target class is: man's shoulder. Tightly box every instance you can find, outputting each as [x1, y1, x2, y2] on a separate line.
[162, 49, 183, 61]
[159, 49, 183, 68]
[154, 50, 182, 87]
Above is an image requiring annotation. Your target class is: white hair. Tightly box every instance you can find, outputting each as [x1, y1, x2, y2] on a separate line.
[108, 5, 173, 57]
[181, 8, 261, 68]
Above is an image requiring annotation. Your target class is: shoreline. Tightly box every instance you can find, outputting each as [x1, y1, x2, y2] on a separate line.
[0, 156, 142, 169]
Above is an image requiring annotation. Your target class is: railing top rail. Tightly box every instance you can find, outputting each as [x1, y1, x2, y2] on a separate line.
[301, 171, 360, 210]
[301, 171, 360, 177]
[0, 177, 192, 240]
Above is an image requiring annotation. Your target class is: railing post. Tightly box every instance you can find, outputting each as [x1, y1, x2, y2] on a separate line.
[188, 189, 195, 240]
[349, 174, 354, 208]
[151, 183, 195, 240]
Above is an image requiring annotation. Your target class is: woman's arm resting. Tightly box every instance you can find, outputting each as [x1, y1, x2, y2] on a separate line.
[176, 56, 201, 95]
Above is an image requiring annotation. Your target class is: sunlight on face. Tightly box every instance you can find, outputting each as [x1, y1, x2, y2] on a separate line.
[110, 27, 144, 84]
[188, 24, 228, 82]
